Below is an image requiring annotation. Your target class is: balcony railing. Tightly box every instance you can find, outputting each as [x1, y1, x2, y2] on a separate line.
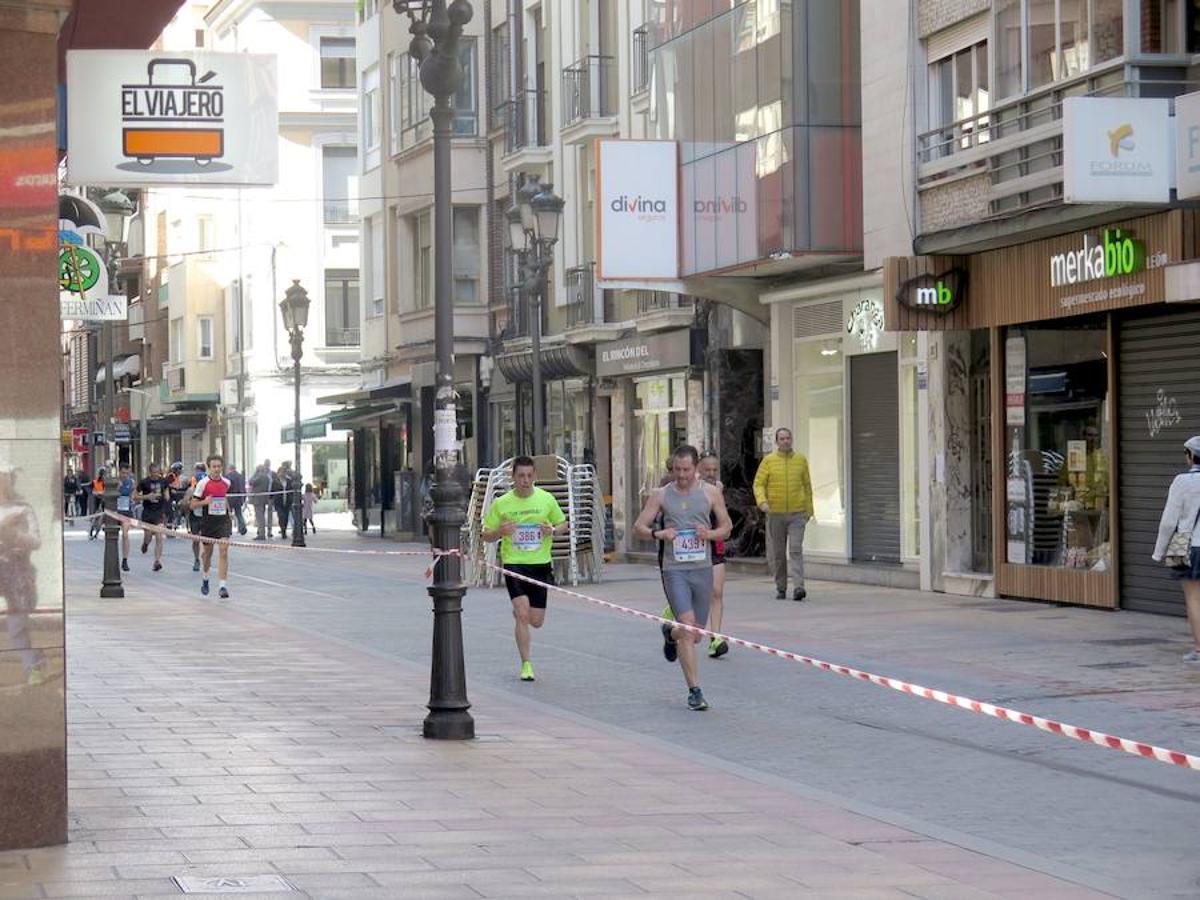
[564, 262, 616, 328]
[494, 89, 548, 154]
[562, 55, 616, 126]
[323, 201, 358, 225]
[635, 291, 690, 314]
[325, 327, 360, 347]
[631, 26, 650, 94]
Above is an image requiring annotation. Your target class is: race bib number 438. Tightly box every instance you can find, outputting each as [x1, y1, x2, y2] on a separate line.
[513, 524, 543, 551]
[672, 528, 706, 563]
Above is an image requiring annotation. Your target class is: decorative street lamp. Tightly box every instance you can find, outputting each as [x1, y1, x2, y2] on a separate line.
[505, 175, 564, 456]
[279, 279, 309, 549]
[394, 0, 475, 741]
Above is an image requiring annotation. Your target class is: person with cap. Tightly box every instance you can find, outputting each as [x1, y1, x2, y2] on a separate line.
[1152, 435, 1200, 663]
[0, 464, 46, 685]
[753, 427, 814, 601]
[166, 461, 187, 529]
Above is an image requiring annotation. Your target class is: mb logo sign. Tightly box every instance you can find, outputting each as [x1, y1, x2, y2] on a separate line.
[897, 267, 967, 315]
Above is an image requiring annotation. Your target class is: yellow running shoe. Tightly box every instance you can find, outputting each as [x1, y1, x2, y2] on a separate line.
[520, 661, 535, 682]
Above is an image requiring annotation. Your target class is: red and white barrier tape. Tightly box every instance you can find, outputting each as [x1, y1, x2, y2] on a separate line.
[90, 519, 1200, 772]
[483, 560, 1200, 772]
[102, 510, 453, 560]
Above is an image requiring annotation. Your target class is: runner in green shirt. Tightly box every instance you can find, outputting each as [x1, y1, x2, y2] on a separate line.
[482, 456, 567, 682]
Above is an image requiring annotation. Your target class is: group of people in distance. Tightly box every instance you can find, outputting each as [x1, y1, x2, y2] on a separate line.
[483, 431, 814, 712]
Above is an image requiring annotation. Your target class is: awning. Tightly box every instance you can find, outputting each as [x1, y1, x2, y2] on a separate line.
[317, 376, 412, 407]
[495, 344, 591, 383]
[94, 354, 141, 383]
[282, 403, 399, 443]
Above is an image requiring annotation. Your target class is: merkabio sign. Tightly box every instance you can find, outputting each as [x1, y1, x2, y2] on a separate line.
[1049, 227, 1145, 288]
[896, 267, 967, 314]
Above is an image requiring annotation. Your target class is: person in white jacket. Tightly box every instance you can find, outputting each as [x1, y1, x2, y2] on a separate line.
[1151, 435, 1200, 663]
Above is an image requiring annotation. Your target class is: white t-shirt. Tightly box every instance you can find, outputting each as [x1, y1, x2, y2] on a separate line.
[1153, 469, 1200, 559]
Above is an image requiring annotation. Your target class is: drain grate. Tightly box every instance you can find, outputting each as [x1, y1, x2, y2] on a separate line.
[174, 875, 295, 894]
[1084, 637, 1173, 647]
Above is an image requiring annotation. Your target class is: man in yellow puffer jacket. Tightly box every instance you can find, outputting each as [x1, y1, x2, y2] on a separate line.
[753, 427, 814, 601]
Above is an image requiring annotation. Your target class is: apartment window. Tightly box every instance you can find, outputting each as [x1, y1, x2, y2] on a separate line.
[395, 39, 477, 149]
[320, 37, 356, 89]
[324, 270, 360, 346]
[412, 210, 432, 310]
[995, 0, 1123, 99]
[363, 65, 382, 154]
[196, 214, 213, 258]
[170, 317, 183, 364]
[929, 41, 989, 152]
[1143, 0, 1184, 52]
[198, 316, 214, 360]
[322, 146, 358, 224]
[453, 207, 480, 305]
[195, 29, 205, 48]
[367, 215, 385, 318]
[388, 53, 403, 154]
[489, 23, 510, 130]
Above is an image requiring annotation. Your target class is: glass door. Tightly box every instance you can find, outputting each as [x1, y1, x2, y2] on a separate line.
[629, 373, 688, 552]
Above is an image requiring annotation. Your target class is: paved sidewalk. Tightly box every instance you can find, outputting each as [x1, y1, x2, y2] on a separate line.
[0, 564, 1115, 899]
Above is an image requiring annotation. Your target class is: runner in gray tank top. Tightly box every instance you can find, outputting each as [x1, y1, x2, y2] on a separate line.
[635, 445, 733, 711]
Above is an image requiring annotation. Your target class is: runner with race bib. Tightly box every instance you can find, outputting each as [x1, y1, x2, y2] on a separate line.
[634, 445, 733, 712]
[482, 455, 567, 683]
[193, 454, 233, 600]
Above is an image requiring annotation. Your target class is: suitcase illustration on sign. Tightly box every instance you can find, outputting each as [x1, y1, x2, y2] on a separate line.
[122, 58, 225, 167]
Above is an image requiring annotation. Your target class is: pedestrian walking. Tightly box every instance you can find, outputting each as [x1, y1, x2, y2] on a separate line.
[63, 468, 79, 520]
[88, 469, 106, 540]
[482, 455, 568, 682]
[250, 462, 273, 540]
[134, 462, 169, 572]
[698, 451, 730, 659]
[634, 445, 732, 711]
[193, 454, 233, 599]
[76, 476, 88, 523]
[116, 465, 135, 572]
[227, 463, 248, 535]
[753, 427, 814, 601]
[302, 483, 316, 534]
[0, 464, 46, 686]
[274, 461, 292, 539]
[1152, 435, 1200, 663]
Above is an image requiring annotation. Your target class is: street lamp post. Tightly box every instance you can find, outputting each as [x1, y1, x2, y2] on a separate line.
[506, 177, 564, 457]
[279, 280, 309, 549]
[395, 0, 475, 741]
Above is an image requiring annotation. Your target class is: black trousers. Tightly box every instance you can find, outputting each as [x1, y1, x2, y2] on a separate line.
[275, 501, 290, 534]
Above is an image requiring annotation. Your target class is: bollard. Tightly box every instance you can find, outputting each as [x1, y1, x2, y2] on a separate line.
[99, 486, 124, 598]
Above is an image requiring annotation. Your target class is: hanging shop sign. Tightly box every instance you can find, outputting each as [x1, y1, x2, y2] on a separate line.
[1062, 96, 1170, 204]
[895, 267, 966, 314]
[1176, 90, 1200, 200]
[60, 293, 128, 321]
[596, 140, 679, 281]
[66, 51, 278, 187]
[596, 328, 693, 377]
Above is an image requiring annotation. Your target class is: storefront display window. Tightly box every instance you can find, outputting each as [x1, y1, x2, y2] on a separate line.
[311, 443, 350, 500]
[1004, 320, 1110, 571]
[792, 339, 845, 554]
[547, 379, 590, 463]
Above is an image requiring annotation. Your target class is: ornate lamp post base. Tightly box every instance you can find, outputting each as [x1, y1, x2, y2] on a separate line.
[100, 489, 124, 598]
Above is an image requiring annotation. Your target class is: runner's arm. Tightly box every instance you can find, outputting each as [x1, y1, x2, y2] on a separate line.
[633, 489, 668, 541]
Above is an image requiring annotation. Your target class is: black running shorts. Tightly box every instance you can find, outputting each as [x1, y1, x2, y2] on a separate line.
[503, 563, 554, 609]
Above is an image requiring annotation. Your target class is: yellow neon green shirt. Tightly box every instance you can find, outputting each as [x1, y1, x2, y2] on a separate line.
[484, 486, 565, 564]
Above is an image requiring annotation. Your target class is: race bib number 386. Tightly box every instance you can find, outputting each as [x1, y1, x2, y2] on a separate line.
[209, 496, 228, 516]
[672, 528, 706, 563]
[513, 524, 543, 551]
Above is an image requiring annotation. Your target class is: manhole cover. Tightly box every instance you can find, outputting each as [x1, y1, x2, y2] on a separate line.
[174, 875, 295, 894]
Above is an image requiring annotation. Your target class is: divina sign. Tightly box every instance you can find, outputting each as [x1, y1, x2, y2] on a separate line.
[1049, 228, 1145, 287]
[896, 268, 967, 314]
[610, 194, 669, 215]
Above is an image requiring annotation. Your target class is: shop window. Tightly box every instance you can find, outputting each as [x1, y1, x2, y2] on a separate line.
[791, 338, 846, 555]
[630, 375, 689, 552]
[1004, 321, 1110, 572]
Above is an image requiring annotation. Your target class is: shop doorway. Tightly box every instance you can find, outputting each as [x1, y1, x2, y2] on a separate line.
[970, 331, 993, 572]
[850, 352, 900, 563]
[629, 374, 688, 553]
[1118, 309, 1200, 616]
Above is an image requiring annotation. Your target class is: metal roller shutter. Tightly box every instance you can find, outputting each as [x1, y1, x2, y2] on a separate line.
[1118, 309, 1200, 616]
[850, 352, 901, 563]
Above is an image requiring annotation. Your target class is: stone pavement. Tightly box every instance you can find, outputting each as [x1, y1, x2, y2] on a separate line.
[0, 554, 1117, 900]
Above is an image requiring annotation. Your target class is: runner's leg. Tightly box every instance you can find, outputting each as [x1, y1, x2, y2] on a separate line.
[673, 610, 701, 689]
[511, 594, 533, 663]
[218, 543, 229, 582]
[710, 563, 726, 633]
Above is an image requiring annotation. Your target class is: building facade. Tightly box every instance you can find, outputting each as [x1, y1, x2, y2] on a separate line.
[886, 0, 1200, 615]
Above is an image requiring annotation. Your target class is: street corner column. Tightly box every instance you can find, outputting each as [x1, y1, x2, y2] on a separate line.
[0, 2, 70, 850]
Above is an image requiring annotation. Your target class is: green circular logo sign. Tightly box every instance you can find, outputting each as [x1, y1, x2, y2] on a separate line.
[59, 246, 102, 294]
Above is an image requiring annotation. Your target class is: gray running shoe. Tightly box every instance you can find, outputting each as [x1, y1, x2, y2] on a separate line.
[661, 623, 678, 663]
[687, 687, 709, 711]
